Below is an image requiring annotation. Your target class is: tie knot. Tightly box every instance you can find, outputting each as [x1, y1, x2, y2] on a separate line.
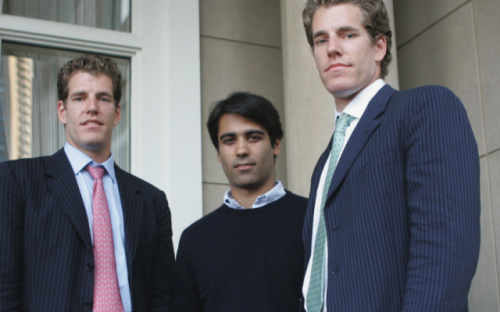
[86, 165, 106, 180]
[335, 113, 355, 134]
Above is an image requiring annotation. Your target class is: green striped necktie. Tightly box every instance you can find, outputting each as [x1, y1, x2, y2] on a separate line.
[306, 113, 356, 312]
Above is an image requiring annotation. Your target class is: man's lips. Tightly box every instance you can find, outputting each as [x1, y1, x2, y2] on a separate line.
[81, 119, 103, 126]
[325, 63, 349, 72]
[234, 163, 255, 170]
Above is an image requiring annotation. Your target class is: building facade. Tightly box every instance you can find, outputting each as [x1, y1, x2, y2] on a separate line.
[0, 0, 497, 310]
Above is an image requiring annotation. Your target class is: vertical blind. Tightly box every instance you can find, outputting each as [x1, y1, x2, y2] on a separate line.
[2, 0, 131, 32]
[0, 43, 131, 171]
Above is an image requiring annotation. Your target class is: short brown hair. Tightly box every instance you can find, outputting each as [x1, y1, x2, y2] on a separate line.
[57, 54, 122, 107]
[303, 0, 392, 78]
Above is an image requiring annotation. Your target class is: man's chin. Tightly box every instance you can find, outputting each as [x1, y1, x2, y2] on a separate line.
[78, 140, 109, 153]
[232, 179, 261, 191]
[329, 84, 365, 100]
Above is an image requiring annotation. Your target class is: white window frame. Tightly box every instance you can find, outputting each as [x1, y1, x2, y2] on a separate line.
[0, 0, 203, 249]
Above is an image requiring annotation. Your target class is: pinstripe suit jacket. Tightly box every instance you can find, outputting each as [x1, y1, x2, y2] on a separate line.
[0, 148, 175, 311]
[303, 85, 480, 311]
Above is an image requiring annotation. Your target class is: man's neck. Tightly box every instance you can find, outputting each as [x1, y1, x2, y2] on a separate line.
[230, 178, 276, 209]
[334, 75, 382, 112]
[334, 94, 356, 113]
[67, 142, 111, 164]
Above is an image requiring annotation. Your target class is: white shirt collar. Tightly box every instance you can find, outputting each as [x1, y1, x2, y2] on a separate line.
[64, 143, 117, 183]
[335, 79, 385, 119]
[224, 181, 286, 209]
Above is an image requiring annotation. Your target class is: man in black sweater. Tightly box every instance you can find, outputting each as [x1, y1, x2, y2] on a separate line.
[173, 92, 308, 312]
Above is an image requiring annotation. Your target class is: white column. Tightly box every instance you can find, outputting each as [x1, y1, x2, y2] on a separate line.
[131, 0, 202, 250]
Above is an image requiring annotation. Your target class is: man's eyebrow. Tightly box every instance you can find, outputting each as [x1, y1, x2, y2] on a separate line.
[219, 132, 236, 141]
[245, 130, 265, 136]
[96, 91, 113, 97]
[313, 26, 360, 39]
[69, 91, 113, 98]
[312, 30, 328, 39]
[219, 129, 265, 141]
[69, 91, 87, 98]
[337, 26, 359, 32]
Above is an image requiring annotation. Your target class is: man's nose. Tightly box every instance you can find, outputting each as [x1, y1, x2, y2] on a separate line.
[235, 138, 249, 157]
[327, 37, 342, 57]
[86, 97, 98, 114]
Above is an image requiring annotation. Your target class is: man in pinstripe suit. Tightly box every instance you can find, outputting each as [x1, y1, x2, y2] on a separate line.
[0, 55, 175, 311]
[301, 1, 480, 311]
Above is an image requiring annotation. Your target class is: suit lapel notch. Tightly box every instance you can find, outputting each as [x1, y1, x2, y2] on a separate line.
[366, 84, 397, 119]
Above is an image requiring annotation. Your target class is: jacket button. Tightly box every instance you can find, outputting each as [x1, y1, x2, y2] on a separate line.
[332, 268, 340, 274]
[86, 263, 94, 271]
[83, 300, 93, 309]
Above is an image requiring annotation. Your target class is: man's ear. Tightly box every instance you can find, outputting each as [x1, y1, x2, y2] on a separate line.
[217, 150, 221, 163]
[57, 100, 67, 125]
[114, 103, 121, 126]
[374, 35, 387, 62]
[273, 139, 282, 157]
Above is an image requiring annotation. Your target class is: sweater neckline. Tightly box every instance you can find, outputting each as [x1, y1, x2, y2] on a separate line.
[220, 191, 292, 215]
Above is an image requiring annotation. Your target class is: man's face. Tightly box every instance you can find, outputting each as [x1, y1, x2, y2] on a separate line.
[57, 71, 120, 157]
[217, 113, 281, 192]
[311, 4, 386, 100]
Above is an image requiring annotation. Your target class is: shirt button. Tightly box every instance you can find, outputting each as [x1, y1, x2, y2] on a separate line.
[83, 300, 93, 309]
[86, 263, 94, 271]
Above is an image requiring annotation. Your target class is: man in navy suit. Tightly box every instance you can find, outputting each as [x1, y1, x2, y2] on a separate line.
[0, 54, 175, 311]
[301, 1, 480, 311]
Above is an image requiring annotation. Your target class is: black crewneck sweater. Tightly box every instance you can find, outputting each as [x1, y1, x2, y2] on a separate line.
[173, 191, 308, 312]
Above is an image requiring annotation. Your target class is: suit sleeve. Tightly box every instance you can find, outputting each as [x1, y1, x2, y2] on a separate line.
[400, 86, 480, 311]
[150, 191, 176, 312]
[0, 163, 24, 311]
[173, 229, 204, 312]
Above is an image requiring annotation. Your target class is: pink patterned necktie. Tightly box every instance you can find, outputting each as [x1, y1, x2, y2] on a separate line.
[87, 165, 124, 312]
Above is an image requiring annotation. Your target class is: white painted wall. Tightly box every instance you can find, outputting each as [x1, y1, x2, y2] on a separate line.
[131, 0, 202, 250]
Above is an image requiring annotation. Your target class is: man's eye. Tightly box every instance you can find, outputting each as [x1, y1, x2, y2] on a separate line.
[249, 136, 261, 141]
[222, 138, 235, 144]
[315, 39, 326, 45]
[345, 33, 355, 39]
[73, 97, 83, 101]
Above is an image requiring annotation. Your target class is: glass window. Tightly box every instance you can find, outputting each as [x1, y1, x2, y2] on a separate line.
[2, 0, 131, 32]
[0, 42, 131, 170]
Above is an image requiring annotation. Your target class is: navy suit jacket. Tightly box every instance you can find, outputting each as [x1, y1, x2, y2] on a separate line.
[303, 85, 480, 311]
[0, 148, 175, 311]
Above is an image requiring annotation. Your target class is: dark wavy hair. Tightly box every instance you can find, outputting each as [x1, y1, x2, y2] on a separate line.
[57, 54, 122, 107]
[207, 92, 284, 151]
[303, 0, 392, 78]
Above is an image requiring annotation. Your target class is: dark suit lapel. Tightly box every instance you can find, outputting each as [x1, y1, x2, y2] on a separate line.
[326, 85, 397, 201]
[115, 166, 142, 270]
[46, 148, 92, 250]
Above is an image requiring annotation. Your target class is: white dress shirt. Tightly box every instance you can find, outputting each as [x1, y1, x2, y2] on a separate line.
[64, 143, 132, 311]
[223, 181, 286, 209]
[303, 79, 385, 311]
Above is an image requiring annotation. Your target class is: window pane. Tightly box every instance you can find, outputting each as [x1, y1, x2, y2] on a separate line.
[0, 42, 131, 171]
[2, 0, 131, 32]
